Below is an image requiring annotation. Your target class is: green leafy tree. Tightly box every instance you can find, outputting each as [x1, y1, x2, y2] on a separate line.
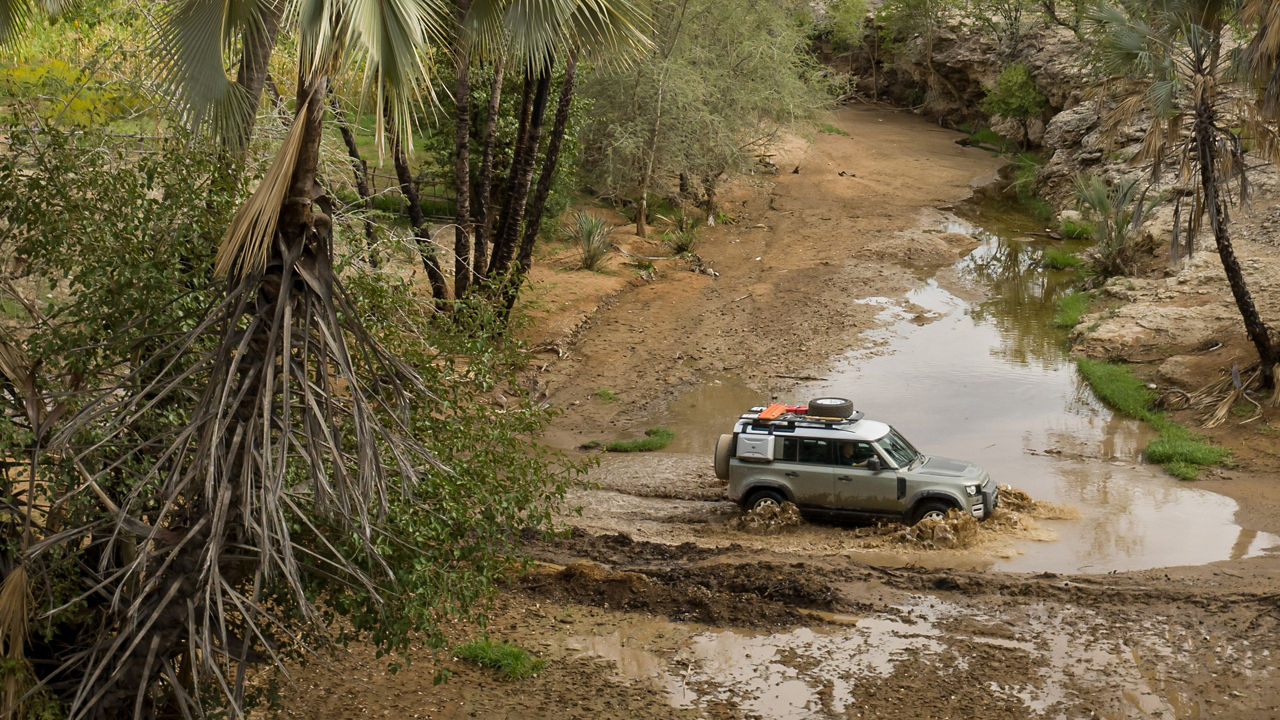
[579, 0, 828, 236]
[980, 62, 1048, 146]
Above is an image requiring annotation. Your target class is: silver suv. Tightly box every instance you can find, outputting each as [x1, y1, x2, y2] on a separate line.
[713, 398, 998, 525]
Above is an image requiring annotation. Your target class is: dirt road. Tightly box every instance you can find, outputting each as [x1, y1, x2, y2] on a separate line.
[272, 106, 1280, 719]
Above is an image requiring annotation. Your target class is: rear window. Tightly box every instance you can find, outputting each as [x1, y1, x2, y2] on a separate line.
[796, 438, 834, 465]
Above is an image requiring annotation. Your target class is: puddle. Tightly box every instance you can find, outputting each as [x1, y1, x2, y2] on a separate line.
[654, 197, 1280, 573]
[570, 597, 1207, 719]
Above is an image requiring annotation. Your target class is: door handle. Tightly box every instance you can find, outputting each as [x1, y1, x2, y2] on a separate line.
[837, 475, 854, 482]
[784, 471, 799, 478]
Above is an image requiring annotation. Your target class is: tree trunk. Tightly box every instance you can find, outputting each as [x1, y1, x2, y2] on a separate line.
[488, 67, 551, 280]
[231, 0, 285, 153]
[488, 71, 536, 277]
[452, 0, 473, 297]
[331, 99, 379, 266]
[506, 54, 579, 313]
[636, 75, 666, 238]
[1196, 100, 1276, 387]
[471, 54, 506, 285]
[393, 131, 449, 300]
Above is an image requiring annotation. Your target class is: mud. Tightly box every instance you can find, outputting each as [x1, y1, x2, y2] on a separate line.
[265, 105, 1280, 719]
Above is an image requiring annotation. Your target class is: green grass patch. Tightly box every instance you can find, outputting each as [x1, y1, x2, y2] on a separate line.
[454, 637, 545, 679]
[1075, 358, 1231, 479]
[1059, 218, 1094, 240]
[604, 427, 675, 452]
[819, 122, 850, 136]
[1042, 248, 1083, 270]
[1053, 290, 1093, 329]
[593, 388, 618, 403]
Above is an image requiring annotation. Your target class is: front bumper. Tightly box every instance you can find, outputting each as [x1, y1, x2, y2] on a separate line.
[971, 485, 999, 520]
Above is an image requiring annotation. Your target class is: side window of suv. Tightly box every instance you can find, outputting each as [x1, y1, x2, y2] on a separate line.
[778, 437, 798, 462]
[797, 438, 834, 464]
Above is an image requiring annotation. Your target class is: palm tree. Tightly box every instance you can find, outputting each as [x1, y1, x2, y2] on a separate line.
[0, 1, 647, 717]
[1092, 0, 1279, 389]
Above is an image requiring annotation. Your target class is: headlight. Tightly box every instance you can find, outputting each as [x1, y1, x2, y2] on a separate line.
[965, 484, 979, 497]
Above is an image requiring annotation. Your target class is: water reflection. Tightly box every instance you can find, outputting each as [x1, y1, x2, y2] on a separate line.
[653, 197, 1280, 573]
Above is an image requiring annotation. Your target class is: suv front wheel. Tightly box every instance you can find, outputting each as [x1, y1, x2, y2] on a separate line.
[746, 488, 787, 512]
[908, 500, 956, 525]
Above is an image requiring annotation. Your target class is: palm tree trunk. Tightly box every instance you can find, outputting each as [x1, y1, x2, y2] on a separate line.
[231, 0, 285, 153]
[1196, 99, 1277, 387]
[393, 131, 449, 300]
[452, 0, 473, 297]
[472, 55, 506, 284]
[488, 71, 536, 277]
[506, 54, 578, 313]
[489, 67, 551, 281]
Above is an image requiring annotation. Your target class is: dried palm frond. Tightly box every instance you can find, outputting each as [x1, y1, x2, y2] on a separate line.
[215, 97, 312, 279]
[0, 564, 30, 720]
[39, 227, 444, 719]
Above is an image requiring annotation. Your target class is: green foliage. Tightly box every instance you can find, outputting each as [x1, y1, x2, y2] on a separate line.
[981, 63, 1048, 124]
[1075, 358, 1230, 479]
[963, 0, 1036, 52]
[605, 427, 675, 452]
[593, 388, 618, 402]
[560, 211, 613, 271]
[818, 0, 868, 51]
[1053, 289, 1092, 327]
[579, 0, 830, 212]
[819, 122, 851, 136]
[1073, 173, 1155, 277]
[454, 637, 546, 679]
[1010, 153, 1053, 220]
[1059, 217, 1094, 239]
[0, 126, 581, 709]
[662, 225, 699, 254]
[1042, 248, 1084, 270]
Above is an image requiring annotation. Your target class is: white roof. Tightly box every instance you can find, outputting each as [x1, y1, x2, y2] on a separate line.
[735, 416, 891, 442]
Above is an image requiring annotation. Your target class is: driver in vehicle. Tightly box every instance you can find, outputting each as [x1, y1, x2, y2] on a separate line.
[839, 442, 876, 468]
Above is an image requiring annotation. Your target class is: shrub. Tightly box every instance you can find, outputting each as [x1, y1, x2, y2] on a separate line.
[560, 211, 613, 270]
[981, 63, 1048, 145]
[1042, 248, 1083, 270]
[662, 226, 699, 254]
[1073, 173, 1156, 277]
[454, 638, 546, 679]
[1053, 290, 1092, 328]
[605, 427, 675, 452]
[1059, 217, 1094, 239]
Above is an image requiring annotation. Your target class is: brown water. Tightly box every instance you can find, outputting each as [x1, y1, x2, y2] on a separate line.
[654, 198, 1279, 573]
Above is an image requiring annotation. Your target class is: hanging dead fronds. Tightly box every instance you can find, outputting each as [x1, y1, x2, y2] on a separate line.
[0, 565, 30, 720]
[215, 98, 312, 279]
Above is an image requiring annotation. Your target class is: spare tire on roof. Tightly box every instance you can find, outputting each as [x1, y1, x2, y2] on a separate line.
[807, 397, 854, 419]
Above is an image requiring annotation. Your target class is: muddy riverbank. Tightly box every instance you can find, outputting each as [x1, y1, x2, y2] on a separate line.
[267, 104, 1280, 719]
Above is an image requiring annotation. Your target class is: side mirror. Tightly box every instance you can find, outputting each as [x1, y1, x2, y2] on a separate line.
[867, 456, 882, 472]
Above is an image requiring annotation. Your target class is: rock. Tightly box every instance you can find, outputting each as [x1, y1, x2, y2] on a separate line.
[1043, 103, 1100, 149]
[1157, 355, 1201, 388]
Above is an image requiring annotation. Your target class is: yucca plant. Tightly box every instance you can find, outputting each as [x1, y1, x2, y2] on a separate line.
[562, 210, 613, 270]
[1073, 173, 1157, 277]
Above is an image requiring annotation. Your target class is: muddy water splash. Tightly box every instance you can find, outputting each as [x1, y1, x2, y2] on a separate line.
[657, 197, 1279, 573]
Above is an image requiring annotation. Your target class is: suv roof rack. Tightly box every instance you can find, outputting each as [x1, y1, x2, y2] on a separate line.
[739, 406, 865, 431]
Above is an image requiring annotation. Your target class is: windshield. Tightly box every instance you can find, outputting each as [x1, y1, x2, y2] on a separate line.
[875, 427, 920, 468]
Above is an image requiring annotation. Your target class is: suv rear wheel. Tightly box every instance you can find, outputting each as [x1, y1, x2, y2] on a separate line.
[909, 500, 955, 525]
[746, 488, 786, 512]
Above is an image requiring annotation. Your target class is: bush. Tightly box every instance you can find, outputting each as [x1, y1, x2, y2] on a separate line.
[1074, 173, 1155, 277]
[662, 226, 699, 254]
[1059, 217, 1094, 239]
[1053, 290, 1092, 328]
[1042, 248, 1083, 270]
[454, 638, 546, 679]
[605, 427, 675, 452]
[560, 210, 613, 270]
[981, 63, 1048, 142]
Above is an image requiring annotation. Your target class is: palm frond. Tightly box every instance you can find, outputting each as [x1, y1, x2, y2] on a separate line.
[0, 0, 33, 46]
[215, 96, 311, 278]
